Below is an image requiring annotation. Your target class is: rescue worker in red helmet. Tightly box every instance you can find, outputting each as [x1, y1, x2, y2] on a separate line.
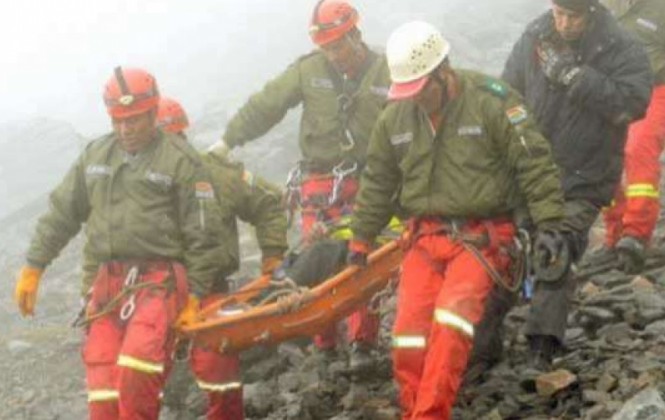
[208, 0, 391, 369]
[13, 67, 227, 419]
[157, 97, 190, 139]
[347, 21, 565, 419]
[156, 97, 287, 419]
[601, 0, 665, 273]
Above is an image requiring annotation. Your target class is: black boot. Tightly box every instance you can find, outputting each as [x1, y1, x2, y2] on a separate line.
[520, 335, 559, 391]
[348, 342, 375, 373]
[527, 334, 557, 372]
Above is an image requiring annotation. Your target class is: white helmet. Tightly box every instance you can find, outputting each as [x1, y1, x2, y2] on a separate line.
[386, 21, 451, 100]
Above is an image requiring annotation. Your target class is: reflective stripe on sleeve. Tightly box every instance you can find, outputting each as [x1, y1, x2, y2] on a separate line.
[392, 335, 426, 349]
[626, 183, 659, 199]
[88, 389, 119, 402]
[117, 354, 164, 374]
[197, 380, 243, 393]
[434, 309, 474, 337]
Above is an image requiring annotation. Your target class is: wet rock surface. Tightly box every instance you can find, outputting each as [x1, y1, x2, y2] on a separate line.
[158, 247, 665, 419]
[6, 225, 665, 419]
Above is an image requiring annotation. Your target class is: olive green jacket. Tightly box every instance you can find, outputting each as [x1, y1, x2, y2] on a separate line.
[27, 131, 227, 297]
[603, 0, 665, 84]
[202, 152, 288, 279]
[351, 70, 565, 242]
[223, 47, 391, 170]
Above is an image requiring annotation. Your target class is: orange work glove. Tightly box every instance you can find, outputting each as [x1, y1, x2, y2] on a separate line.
[174, 294, 201, 329]
[261, 256, 283, 275]
[15, 266, 44, 317]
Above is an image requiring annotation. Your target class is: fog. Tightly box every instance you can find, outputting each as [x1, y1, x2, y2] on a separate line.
[0, 0, 547, 218]
[0, 0, 546, 135]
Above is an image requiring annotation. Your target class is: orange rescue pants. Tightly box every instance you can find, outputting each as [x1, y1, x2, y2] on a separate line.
[300, 174, 379, 350]
[189, 295, 244, 420]
[604, 85, 665, 246]
[83, 261, 188, 420]
[392, 219, 514, 420]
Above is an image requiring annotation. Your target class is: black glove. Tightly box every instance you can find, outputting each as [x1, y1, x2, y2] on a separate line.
[616, 236, 646, 274]
[347, 240, 369, 268]
[537, 41, 583, 86]
[533, 228, 571, 282]
[534, 229, 564, 265]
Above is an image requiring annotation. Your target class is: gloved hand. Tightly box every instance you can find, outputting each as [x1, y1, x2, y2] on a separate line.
[537, 41, 583, 86]
[174, 294, 201, 329]
[616, 236, 646, 274]
[534, 228, 567, 268]
[533, 227, 572, 282]
[207, 140, 231, 159]
[261, 256, 284, 276]
[347, 239, 370, 268]
[15, 266, 43, 317]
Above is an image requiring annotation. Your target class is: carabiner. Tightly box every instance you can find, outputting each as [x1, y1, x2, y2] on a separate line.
[119, 266, 139, 321]
[329, 161, 358, 205]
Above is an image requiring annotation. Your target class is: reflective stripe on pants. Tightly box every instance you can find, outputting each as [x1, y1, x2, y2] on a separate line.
[82, 262, 187, 420]
[392, 219, 514, 420]
[604, 85, 665, 246]
[188, 293, 244, 420]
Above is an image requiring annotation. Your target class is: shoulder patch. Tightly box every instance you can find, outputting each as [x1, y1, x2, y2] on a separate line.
[242, 170, 255, 187]
[195, 182, 215, 199]
[506, 105, 529, 125]
[481, 79, 508, 99]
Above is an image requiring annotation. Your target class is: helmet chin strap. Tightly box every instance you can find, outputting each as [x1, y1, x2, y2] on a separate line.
[431, 70, 449, 112]
[114, 66, 131, 96]
[341, 32, 366, 79]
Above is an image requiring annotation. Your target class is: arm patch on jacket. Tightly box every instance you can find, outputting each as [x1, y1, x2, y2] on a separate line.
[195, 182, 215, 199]
[481, 79, 508, 99]
[242, 170, 255, 187]
[506, 105, 528, 126]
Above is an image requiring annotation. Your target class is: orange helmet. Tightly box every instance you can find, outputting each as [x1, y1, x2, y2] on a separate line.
[157, 97, 189, 134]
[309, 0, 359, 46]
[103, 67, 160, 119]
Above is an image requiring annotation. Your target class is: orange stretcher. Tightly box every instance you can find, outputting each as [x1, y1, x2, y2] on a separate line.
[181, 240, 403, 354]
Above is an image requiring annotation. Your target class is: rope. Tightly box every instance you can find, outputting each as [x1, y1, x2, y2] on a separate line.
[75, 282, 168, 328]
[461, 241, 523, 293]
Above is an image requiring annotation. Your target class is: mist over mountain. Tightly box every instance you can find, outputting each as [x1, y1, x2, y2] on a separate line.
[0, 0, 547, 219]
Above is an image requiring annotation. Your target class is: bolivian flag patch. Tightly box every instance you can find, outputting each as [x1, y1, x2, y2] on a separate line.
[195, 182, 215, 199]
[506, 105, 528, 125]
[242, 170, 255, 187]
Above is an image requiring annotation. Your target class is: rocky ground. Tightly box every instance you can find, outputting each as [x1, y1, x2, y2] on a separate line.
[4, 200, 665, 419]
[160, 243, 665, 420]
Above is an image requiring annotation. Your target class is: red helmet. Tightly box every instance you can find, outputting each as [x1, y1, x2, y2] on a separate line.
[157, 97, 189, 134]
[103, 67, 160, 119]
[309, 0, 359, 46]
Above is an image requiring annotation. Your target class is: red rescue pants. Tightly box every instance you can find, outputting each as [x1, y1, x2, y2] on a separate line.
[392, 219, 514, 420]
[82, 261, 188, 420]
[604, 85, 665, 246]
[189, 295, 244, 420]
[300, 174, 379, 350]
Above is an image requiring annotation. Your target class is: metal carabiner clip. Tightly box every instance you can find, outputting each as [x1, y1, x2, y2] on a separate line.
[120, 266, 139, 321]
[329, 161, 358, 206]
[337, 93, 356, 152]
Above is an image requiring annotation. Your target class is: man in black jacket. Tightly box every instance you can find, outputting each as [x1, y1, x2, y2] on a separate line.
[467, 0, 652, 379]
